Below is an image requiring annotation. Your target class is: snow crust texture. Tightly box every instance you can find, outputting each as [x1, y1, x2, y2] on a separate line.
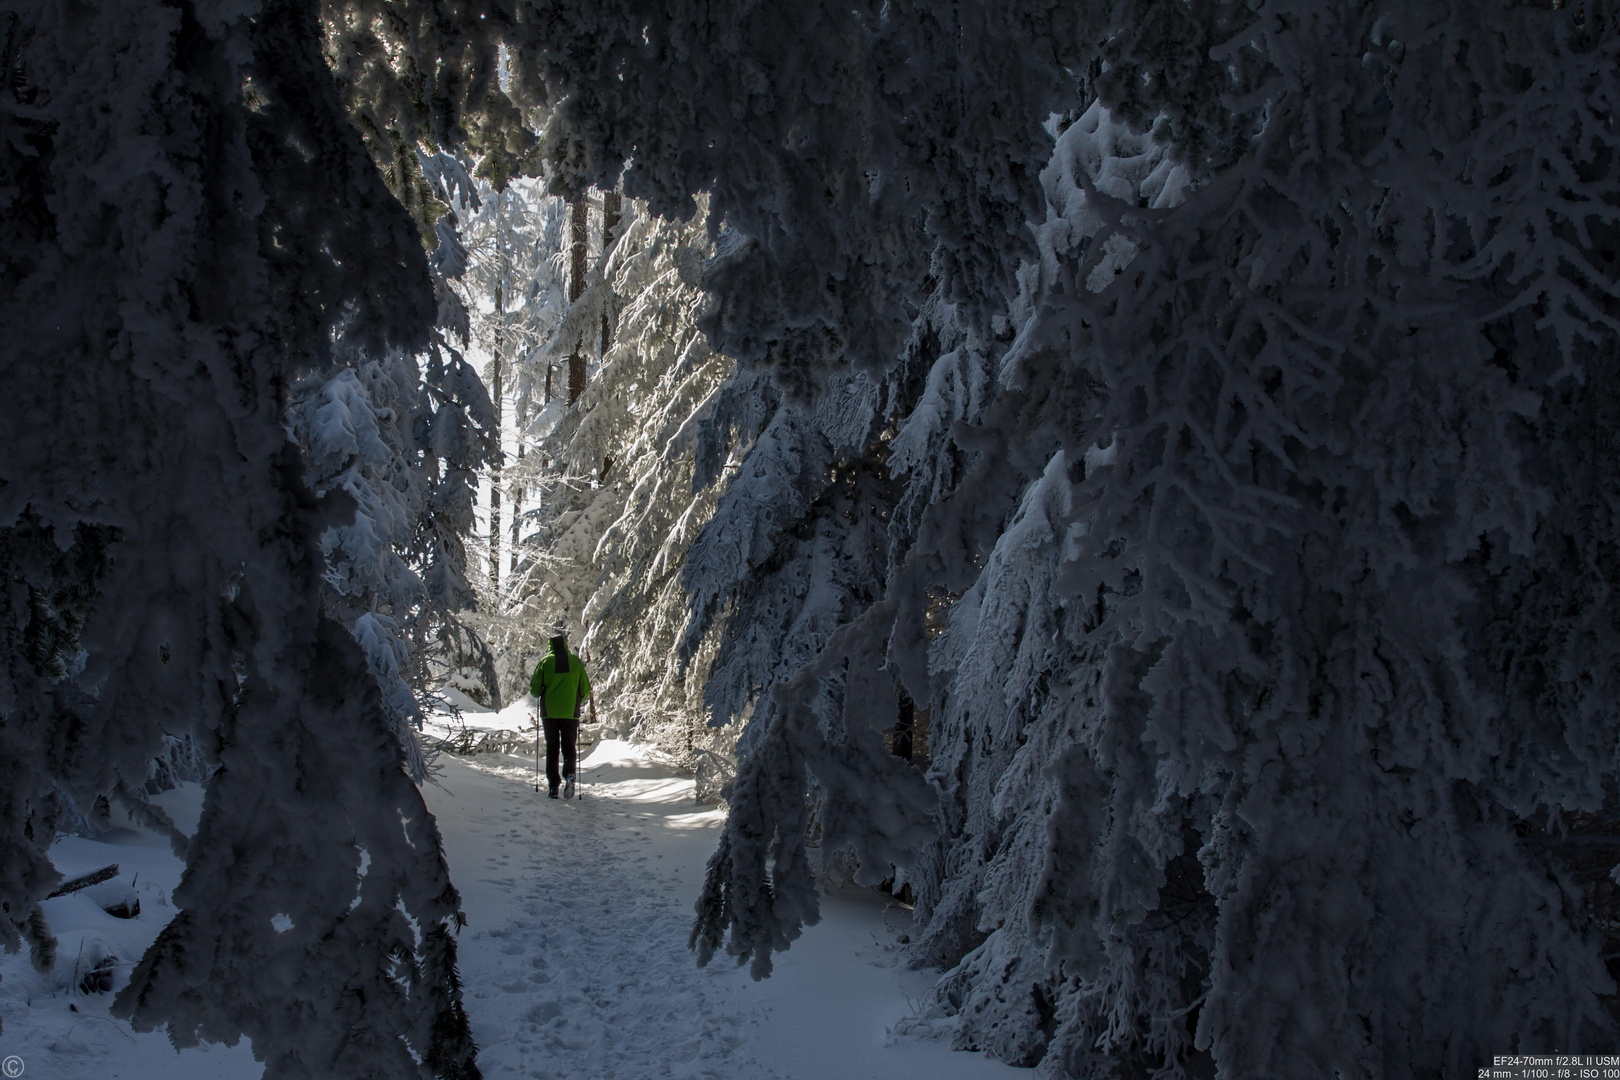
[433, 749, 779, 1080]
[420, 741, 1034, 1080]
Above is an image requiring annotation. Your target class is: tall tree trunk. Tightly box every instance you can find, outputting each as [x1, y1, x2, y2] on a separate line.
[486, 286, 498, 595]
[510, 444, 523, 575]
[568, 194, 588, 406]
[569, 195, 589, 302]
[600, 189, 622, 355]
[489, 191, 508, 600]
[489, 289, 503, 597]
[893, 691, 914, 761]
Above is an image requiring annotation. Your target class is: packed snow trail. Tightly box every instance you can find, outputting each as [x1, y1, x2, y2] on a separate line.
[0, 736, 1024, 1078]
[427, 740, 1026, 1080]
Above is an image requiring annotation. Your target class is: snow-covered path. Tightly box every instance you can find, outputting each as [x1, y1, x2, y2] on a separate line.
[429, 741, 1025, 1080]
[429, 744, 762, 1079]
[0, 737, 1024, 1079]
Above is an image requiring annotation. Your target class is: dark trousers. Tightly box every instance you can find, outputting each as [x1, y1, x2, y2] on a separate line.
[542, 718, 579, 791]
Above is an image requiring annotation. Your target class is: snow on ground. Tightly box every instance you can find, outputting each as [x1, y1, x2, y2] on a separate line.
[0, 788, 263, 1078]
[428, 693, 606, 759]
[0, 726, 1025, 1080]
[429, 738, 1026, 1080]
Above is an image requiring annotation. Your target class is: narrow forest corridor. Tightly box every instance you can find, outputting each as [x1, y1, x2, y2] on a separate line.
[7, 3, 1617, 1075]
[425, 742, 1026, 1080]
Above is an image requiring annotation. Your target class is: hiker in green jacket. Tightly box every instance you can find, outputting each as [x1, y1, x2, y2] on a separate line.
[529, 633, 594, 799]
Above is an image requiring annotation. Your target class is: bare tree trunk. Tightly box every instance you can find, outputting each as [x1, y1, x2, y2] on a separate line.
[893, 691, 915, 761]
[489, 276, 503, 598]
[600, 189, 622, 355]
[509, 444, 523, 575]
[569, 195, 589, 302]
[489, 190, 511, 600]
[568, 194, 588, 406]
[567, 352, 586, 407]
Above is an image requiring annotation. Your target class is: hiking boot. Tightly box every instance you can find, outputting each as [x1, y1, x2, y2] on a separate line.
[548, 784, 559, 799]
[563, 774, 576, 800]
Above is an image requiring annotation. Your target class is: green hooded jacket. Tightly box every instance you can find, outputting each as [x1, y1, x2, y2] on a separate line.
[530, 650, 591, 720]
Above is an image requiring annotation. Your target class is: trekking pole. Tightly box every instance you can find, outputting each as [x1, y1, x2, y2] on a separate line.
[533, 706, 542, 793]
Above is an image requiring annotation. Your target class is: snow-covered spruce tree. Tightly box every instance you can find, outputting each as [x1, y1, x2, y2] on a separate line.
[687, 4, 1620, 1078]
[282, 152, 499, 766]
[682, 169, 1067, 980]
[279, 153, 498, 776]
[418, 0, 1074, 383]
[682, 363, 948, 973]
[889, 104, 1201, 1071]
[1, 0, 488, 1073]
[885, 6, 1620, 1079]
[285, 339, 494, 781]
